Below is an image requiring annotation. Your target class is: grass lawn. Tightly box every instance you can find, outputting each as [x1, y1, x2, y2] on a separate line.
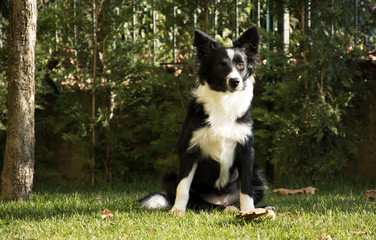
[0, 179, 375, 239]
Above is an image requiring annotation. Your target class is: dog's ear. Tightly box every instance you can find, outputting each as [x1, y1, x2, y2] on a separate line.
[233, 26, 259, 57]
[194, 30, 219, 60]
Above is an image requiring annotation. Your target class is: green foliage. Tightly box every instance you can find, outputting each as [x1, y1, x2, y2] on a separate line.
[253, 0, 369, 181]
[0, 0, 375, 183]
[113, 65, 195, 174]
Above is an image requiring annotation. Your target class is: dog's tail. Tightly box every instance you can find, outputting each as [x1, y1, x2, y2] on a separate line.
[252, 164, 268, 206]
[138, 192, 170, 209]
[138, 173, 178, 209]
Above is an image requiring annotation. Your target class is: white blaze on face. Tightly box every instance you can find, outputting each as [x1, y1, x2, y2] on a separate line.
[226, 49, 235, 60]
[225, 49, 244, 91]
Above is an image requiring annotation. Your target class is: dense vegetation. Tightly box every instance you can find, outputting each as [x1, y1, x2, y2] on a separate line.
[0, 0, 375, 184]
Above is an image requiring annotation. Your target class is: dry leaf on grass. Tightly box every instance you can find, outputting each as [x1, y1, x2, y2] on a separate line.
[273, 186, 319, 195]
[265, 209, 276, 220]
[351, 231, 367, 236]
[364, 190, 376, 200]
[278, 211, 295, 217]
[303, 186, 319, 195]
[101, 208, 114, 219]
[148, 228, 157, 234]
[235, 208, 276, 221]
[319, 233, 332, 240]
[291, 215, 303, 221]
[273, 188, 304, 195]
[277, 212, 303, 221]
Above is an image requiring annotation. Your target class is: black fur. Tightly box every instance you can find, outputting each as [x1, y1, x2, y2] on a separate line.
[139, 27, 267, 211]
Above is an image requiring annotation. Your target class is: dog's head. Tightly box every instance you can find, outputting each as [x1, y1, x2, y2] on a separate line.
[194, 27, 259, 92]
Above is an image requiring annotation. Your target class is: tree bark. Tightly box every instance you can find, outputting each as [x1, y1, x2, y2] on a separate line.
[204, 2, 209, 33]
[1, 0, 37, 200]
[91, 0, 99, 186]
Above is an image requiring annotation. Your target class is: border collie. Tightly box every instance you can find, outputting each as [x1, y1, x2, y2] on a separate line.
[139, 27, 267, 213]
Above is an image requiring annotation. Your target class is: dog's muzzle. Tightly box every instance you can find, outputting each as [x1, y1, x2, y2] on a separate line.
[229, 78, 240, 88]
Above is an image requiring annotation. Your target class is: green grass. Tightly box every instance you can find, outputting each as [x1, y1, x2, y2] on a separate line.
[0, 179, 375, 239]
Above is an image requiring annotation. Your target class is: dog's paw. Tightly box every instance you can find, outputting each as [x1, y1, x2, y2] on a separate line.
[170, 209, 185, 217]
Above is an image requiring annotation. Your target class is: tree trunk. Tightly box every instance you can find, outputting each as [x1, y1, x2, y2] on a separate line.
[0, 4, 3, 48]
[91, 0, 99, 186]
[1, 0, 37, 200]
[204, 2, 209, 33]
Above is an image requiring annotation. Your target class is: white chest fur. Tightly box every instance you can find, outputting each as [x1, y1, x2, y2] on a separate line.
[188, 77, 254, 188]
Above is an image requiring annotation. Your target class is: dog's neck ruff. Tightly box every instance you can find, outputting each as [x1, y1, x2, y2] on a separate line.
[193, 76, 254, 125]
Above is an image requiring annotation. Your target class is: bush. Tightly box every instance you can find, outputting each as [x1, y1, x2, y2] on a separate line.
[253, 0, 366, 180]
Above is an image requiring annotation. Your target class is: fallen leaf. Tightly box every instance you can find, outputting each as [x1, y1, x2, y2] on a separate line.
[303, 186, 319, 195]
[291, 216, 303, 221]
[235, 208, 276, 221]
[273, 186, 319, 195]
[351, 231, 367, 236]
[148, 228, 157, 233]
[364, 190, 376, 200]
[265, 209, 276, 220]
[235, 208, 267, 221]
[319, 233, 332, 239]
[110, 221, 116, 225]
[101, 209, 114, 219]
[278, 211, 295, 217]
[273, 188, 304, 195]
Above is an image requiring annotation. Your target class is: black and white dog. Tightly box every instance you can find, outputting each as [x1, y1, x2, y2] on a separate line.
[140, 27, 267, 213]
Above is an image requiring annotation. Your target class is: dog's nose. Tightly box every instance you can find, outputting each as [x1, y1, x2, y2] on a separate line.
[229, 78, 240, 88]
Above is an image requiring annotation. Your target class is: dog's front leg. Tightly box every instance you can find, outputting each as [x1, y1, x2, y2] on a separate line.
[236, 142, 256, 212]
[171, 160, 198, 212]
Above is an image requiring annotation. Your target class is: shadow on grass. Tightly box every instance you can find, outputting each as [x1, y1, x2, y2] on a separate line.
[0, 178, 160, 221]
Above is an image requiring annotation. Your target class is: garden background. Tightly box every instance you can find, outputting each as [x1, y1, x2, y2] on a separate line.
[0, 0, 375, 186]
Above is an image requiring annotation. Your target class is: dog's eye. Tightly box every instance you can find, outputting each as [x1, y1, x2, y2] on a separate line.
[237, 63, 245, 70]
[218, 62, 227, 70]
